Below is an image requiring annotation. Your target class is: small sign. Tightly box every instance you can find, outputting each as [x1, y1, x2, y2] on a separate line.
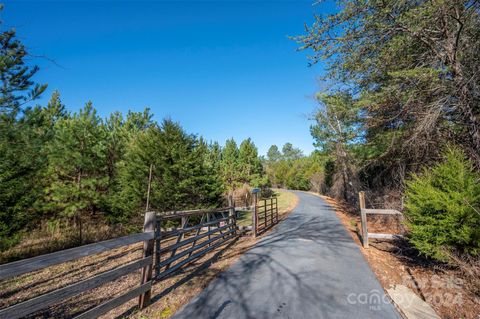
[251, 188, 261, 194]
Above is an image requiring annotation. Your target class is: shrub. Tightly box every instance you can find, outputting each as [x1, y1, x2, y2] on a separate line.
[404, 148, 480, 262]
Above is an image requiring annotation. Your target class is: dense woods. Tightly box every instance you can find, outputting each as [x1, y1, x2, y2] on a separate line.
[264, 143, 326, 192]
[1, 1, 480, 272]
[0, 92, 269, 253]
[0, 7, 272, 253]
[295, 0, 480, 264]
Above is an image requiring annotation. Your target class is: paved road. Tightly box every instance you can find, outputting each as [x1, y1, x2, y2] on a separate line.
[173, 191, 402, 319]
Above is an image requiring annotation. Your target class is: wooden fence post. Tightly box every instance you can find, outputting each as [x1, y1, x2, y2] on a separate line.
[359, 191, 369, 248]
[270, 198, 273, 226]
[155, 216, 161, 277]
[252, 192, 258, 237]
[228, 195, 236, 235]
[275, 197, 278, 223]
[139, 211, 155, 309]
[207, 212, 211, 246]
[145, 164, 154, 211]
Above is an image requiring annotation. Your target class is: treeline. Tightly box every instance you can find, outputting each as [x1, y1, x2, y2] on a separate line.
[295, 1, 480, 264]
[264, 143, 325, 192]
[1, 93, 267, 250]
[0, 10, 267, 251]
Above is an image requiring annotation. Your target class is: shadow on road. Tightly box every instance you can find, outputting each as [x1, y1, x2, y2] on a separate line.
[172, 192, 400, 319]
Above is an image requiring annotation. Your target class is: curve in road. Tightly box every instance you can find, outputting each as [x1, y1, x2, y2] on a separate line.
[172, 191, 402, 319]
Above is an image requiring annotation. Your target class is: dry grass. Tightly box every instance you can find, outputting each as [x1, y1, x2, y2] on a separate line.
[0, 233, 253, 319]
[107, 236, 258, 319]
[275, 189, 299, 215]
[315, 193, 480, 319]
[449, 253, 480, 297]
[1, 243, 144, 317]
[0, 218, 136, 265]
[236, 189, 299, 227]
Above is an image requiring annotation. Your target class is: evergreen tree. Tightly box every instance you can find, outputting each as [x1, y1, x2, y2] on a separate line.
[0, 92, 65, 249]
[405, 148, 480, 262]
[238, 138, 263, 183]
[311, 92, 362, 202]
[105, 111, 124, 183]
[0, 7, 49, 248]
[295, 0, 480, 184]
[42, 102, 108, 243]
[265, 147, 327, 191]
[0, 4, 46, 115]
[220, 138, 241, 193]
[304, 152, 327, 193]
[104, 108, 153, 213]
[207, 141, 222, 173]
[267, 145, 282, 162]
[282, 143, 303, 161]
[114, 120, 223, 218]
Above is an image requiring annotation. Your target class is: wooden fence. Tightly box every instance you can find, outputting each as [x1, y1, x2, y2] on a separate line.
[359, 191, 404, 248]
[252, 195, 278, 237]
[154, 202, 237, 279]
[0, 212, 156, 319]
[0, 201, 238, 319]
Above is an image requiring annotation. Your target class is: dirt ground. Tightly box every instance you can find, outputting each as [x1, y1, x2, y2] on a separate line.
[317, 194, 480, 319]
[0, 192, 299, 319]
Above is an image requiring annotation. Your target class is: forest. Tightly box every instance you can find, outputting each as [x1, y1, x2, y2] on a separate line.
[0, 4, 277, 255]
[1, 0, 480, 275]
[0, 92, 271, 258]
[293, 0, 480, 266]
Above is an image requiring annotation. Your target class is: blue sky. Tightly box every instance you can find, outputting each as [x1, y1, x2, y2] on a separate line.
[3, 0, 335, 155]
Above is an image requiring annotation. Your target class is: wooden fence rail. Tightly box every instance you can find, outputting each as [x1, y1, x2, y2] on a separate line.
[359, 191, 404, 248]
[0, 199, 240, 319]
[0, 212, 156, 319]
[154, 197, 237, 279]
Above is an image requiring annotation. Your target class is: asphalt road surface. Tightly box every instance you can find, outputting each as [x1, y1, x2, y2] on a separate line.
[172, 191, 402, 319]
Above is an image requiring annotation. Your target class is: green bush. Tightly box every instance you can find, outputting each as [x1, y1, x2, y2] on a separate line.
[404, 148, 480, 262]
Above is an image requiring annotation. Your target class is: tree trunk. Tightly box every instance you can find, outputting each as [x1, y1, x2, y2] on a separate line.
[76, 171, 83, 244]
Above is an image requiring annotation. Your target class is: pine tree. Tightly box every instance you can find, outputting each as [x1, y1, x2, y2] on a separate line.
[310, 92, 362, 202]
[43, 102, 108, 243]
[0, 4, 46, 116]
[295, 0, 480, 183]
[0, 7, 50, 248]
[0, 92, 66, 249]
[220, 138, 240, 193]
[281, 143, 303, 161]
[206, 141, 222, 173]
[267, 145, 282, 162]
[238, 138, 263, 184]
[104, 108, 153, 214]
[114, 120, 223, 218]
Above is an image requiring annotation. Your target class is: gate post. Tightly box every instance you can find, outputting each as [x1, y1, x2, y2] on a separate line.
[155, 216, 161, 277]
[359, 191, 369, 248]
[275, 196, 278, 223]
[139, 211, 156, 309]
[251, 188, 260, 237]
[228, 195, 236, 235]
